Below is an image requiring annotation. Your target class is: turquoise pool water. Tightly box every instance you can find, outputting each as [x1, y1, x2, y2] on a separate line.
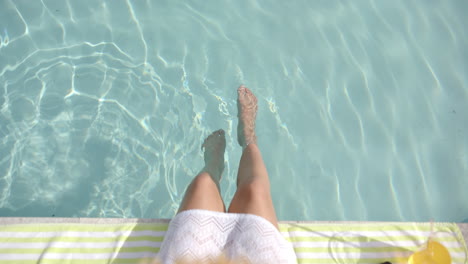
[0, 0, 467, 222]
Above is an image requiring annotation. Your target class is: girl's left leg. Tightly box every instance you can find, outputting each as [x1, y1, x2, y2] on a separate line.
[177, 129, 226, 213]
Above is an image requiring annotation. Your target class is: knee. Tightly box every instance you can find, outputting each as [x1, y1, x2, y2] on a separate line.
[191, 172, 218, 190]
[236, 180, 271, 202]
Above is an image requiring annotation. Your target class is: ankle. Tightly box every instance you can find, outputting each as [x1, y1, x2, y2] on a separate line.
[242, 135, 257, 149]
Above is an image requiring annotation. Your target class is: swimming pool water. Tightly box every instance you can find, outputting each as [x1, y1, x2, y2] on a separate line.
[0, 0, 467, 222]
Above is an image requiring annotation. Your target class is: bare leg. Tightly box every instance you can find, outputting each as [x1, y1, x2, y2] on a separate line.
[228, 86, 279, 228]
[178, 129, 226, 213]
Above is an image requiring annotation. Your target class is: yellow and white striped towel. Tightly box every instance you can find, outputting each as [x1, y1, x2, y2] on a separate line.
[0, 218, 466, 264]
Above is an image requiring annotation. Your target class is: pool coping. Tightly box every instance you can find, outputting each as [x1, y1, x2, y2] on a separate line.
[0, 217, 466, 244]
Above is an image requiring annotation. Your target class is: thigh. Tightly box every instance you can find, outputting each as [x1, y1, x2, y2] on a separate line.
[178, 172, 225, 213]
[228, 180, 278, 228]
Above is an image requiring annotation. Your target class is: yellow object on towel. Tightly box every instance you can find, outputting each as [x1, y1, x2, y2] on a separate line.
[408, 239, 451, 264]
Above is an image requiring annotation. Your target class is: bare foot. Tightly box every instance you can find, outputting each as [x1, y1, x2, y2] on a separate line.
[237, 85, 258, 148]
[201, 129, 226, 181]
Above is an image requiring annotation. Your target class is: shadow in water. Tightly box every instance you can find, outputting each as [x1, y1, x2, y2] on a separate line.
[0, 137, 114, 217]
[55, 137, 114, 216]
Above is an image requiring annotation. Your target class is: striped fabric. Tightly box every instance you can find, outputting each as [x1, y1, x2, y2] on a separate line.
[0, 219, 466, 264]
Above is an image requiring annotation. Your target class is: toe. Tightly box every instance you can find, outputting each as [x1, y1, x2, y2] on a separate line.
[238, 85, 247, 96]
[244, 87, 252, 96]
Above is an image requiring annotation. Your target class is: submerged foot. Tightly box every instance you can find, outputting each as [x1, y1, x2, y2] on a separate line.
[237, 85, 258, 148]
[202, 129, 226, 181]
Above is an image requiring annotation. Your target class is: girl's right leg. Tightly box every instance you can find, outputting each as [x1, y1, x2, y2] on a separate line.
[227, 86, 278, 228]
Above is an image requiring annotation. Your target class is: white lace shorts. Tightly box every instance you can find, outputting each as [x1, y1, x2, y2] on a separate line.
[157, 209, 297, 264]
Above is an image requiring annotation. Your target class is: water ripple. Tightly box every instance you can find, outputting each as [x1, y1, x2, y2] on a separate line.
[0, 0, 467, 221]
